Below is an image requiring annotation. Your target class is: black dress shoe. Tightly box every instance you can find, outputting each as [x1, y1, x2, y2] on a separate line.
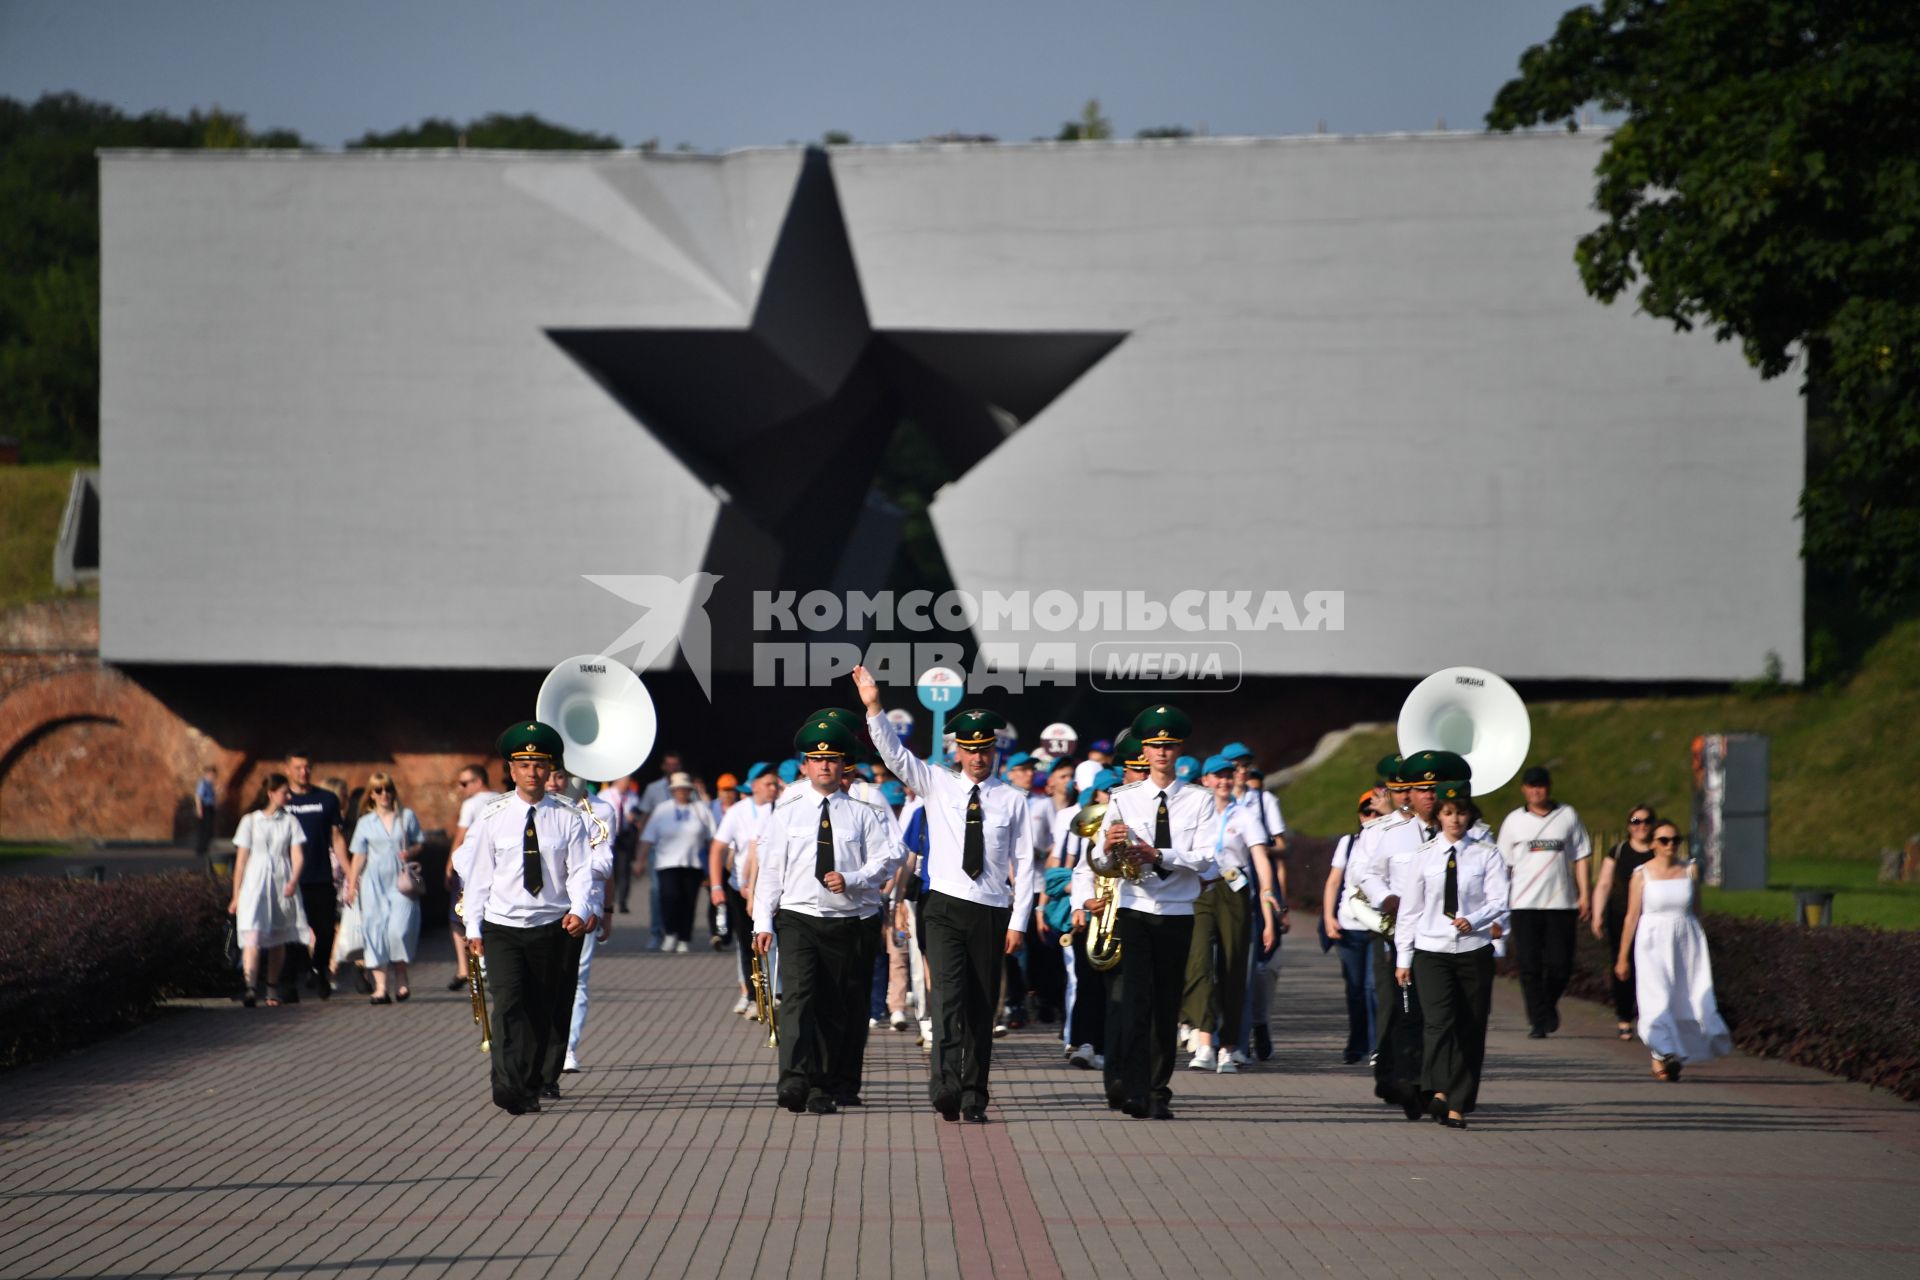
[779, 1091, 808, 1114]
[1527, 1026, 1548, 1039]
[1120, 1096, 1150, 1119]
[834, 1093, 863, 1107]
[540, 1084, 561, 1101]
[1402, 1096, 1426, 1121]
[1441, 1116, 1468, 1129]
[1253, 1025, 1273, 1061]
[1546, 1010, 1560, 1034]
[448, 975, 467, 992]
[1149, 1099, 1174, 1120]
[1105, 1093, 1127, 1112]
[1426, 1093, 1449, 1122]
[806, 1095, 838, 1115]
[934, 1093, 960, 1122]
[315, 977, 332, 1001]
[962, 1105, 989, 1124]
[524, 1095, 541, 1113]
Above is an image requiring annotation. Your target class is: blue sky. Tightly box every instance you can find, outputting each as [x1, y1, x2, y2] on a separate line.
[0, 0, 1585, 149]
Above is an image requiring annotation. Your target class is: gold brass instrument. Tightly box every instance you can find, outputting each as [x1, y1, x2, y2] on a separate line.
[749, 949, 779, 1049]
[1347, 885, 1393, 938]
[468, 951, 492, 1052]
[1073, 801, 1142, 972]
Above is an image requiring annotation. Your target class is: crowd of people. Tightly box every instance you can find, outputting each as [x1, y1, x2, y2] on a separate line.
[217, 676, 1734, 1124]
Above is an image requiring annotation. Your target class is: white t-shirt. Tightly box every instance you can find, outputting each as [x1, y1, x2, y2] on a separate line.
[714, 799, 772, 891]
[1496, 804, 1592, 911]
[458, 790, 501, 832]
[642, 801, 716, 872]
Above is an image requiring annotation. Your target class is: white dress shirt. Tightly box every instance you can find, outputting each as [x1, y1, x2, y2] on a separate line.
[715, 798, 772, 892]
[1356, 808, 1437, 910]
[1026, 793, 1056, 858]
[1332, 815, 1393, 932]
[1051, 805, 1093, 870]
[1094, 778, 1215, 915]
[753, 786, 901, 921]
[1496, 804, 1592, 910]
[1395, 833, 1510, 967]
[867, 711, 1037, 931]
[1199, 800, 1264, 888]
[461, 792, 609, 939]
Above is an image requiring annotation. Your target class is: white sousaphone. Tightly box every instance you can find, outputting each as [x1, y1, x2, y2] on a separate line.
[536, 655, 659, 784]
[1347, 667, 1531, 936]
[1396, 666, 1531, 796]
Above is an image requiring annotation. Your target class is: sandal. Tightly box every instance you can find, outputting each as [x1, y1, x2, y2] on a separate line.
[1617, 1024, 1634, 1041]
[1649, 1056, 1669, 1081]
[395, 988, 410, 1002]
[265, 996, 283, 1008]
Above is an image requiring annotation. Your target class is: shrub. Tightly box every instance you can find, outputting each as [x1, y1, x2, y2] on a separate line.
[1565, 914, 1920, 1101]
[0, 872, 235, 1068]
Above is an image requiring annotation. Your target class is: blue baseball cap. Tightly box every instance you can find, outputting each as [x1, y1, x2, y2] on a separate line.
[745, 761, 773, 783]
[1004, 751, 1034, 770]
[1220, 742, 1254, 762]
[879, 779, 905, 806]
[1090, 767, 1122, 793]
[1175, 754, 1199, 781]
[1090, 738, 1113, 753]
[1201, 752, 1237, 778]
[777, 759, 801, 783]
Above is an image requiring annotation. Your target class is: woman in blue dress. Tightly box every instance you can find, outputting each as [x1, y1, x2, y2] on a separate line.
[347, 771, 425, 1004]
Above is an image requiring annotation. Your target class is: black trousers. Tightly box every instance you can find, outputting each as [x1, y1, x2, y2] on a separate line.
[1602, 903, 1635, 1022]
[1413, 947, 1495, 1114]
[1103, 909, 1194, 1106]
[1372, 932, 1425, 1105]
[657, 867, 704, 941]
[484, 919, 570, 1107]
[1510, 908, 1577, 1031]
[1068, 930, 1106, 1053]
[281, 882, 338, 997]
[923, 891, 1009, 1111]
[844, 913, 882, 1099]
[612, 829, 637, 910]
[544, 929, 587, 1087]
[726, 884, 754, 989]
[773, 909, 870, 1106]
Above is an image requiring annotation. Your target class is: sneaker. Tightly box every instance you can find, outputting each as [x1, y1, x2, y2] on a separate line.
[1215, 1054, 1239, 1074]
[890, 1009, 911, 1031]
[673, 938, 690, 953]
[1229, 1047, 1252, 1066]
[733, 994, 750, 1015]
[660, 934, 678, 952]
[1188, 1045, 1217, 1071]
[562, 1052, 579, 1073]
[869, 1017, 886, 1030]
[918, 1018, 933, 1048]
[1069, 1043, 1095, 1069]
[1177, 1023, 1193, 1051]
[992, 1019, 1009, 1038]
[1091, 1053, 1105, 1070]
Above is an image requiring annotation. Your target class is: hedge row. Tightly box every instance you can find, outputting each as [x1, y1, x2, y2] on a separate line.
[1562, 914, 1920, 1101]
[0, 872, 235, 1069]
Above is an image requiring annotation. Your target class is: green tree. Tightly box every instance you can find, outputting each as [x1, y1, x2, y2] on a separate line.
[0, 94, 305, 463]
[1135, 125, 1193, 140]
[822, 130, 854, 147]
[1487, 2, 1920, 610]
[1056, 99, 1112, 142]
[349, 112, 620, 150]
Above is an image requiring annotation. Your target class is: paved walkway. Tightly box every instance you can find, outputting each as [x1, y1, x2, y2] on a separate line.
[3, 925, 1917, 1280]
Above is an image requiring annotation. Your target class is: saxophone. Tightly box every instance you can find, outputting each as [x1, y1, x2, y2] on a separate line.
[1073, 802, 1143, 972]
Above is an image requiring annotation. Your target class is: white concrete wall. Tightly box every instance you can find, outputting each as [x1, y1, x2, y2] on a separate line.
[100, 135, 1803, 680]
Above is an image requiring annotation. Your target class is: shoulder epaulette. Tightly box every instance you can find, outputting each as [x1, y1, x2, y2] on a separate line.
[775, 789, 812, 809]
[480, 793, 517, 819]
[1111, 779, 1146, 795]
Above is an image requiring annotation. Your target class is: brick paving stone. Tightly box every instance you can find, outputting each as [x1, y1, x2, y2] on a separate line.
[2, 927, 1917, 1280]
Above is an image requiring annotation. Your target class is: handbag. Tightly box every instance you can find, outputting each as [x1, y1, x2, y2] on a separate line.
[396, 859, 424, 900]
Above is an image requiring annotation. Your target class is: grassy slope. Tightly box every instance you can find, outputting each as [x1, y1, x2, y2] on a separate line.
[1275, 617, 1920, 928]
[0, 464, 78, 611]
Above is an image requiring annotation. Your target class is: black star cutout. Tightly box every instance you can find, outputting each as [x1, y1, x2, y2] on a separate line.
[547, 147, 1126, 669]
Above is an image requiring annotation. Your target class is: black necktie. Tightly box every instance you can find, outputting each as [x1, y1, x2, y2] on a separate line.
[522, 808, 543, 895]
[963, 785, 984, 878]
[1443, 845, 1458, 918]
[1155, 791, 1172, 849]
[1424, 824, 1437, 842]
[815, 798, 834, 885]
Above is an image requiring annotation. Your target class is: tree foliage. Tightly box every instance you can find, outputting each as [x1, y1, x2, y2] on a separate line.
[0, 94, 307, 462]
[1487, 2, 1920, 609]
[348, 112, 620, 150]
[1056, 100, 1112, 142]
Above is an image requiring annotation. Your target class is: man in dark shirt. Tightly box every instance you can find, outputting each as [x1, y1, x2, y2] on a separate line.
[279, 749, 349, 1002]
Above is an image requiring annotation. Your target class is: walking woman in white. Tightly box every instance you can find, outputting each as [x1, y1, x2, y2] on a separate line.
[347, 771, 425, 1005]
[1613, 820, 1732, 1081]
[229, 772, 309, 1007]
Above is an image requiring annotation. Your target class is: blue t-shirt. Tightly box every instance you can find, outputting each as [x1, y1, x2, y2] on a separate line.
[283, 787, 345, 884]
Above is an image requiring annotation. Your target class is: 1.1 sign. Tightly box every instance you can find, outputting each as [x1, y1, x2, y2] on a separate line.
[915, 665, 963, 760]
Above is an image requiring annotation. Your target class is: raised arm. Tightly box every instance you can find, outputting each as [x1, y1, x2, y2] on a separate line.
[853, 666, 937, 797]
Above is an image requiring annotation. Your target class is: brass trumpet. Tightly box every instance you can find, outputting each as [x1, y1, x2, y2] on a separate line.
[749, 948, 779, 1049]
[468, 952, 492, 1053]
[1073, 802, 1142, 972]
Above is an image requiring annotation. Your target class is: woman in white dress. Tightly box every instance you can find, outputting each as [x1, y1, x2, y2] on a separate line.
[229, 773, 309, 1007]
[347, 771, 425, 1005]
[1614, 820, 1733, 1080]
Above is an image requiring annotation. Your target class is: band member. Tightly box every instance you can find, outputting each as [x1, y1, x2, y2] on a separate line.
[1395, 764, 1507, 1128]
[1063, 768, 1121, 1068]
[461, 722, 608, 1115]
[753, 716, 902, 1115]
[558, 768, 617, 1076]
[1094, 705, 1213, 1119]
[1351, 751, 1439, 1119]
[712, 762, 778, 1015]
[854, 667, 1036, 1124]
[1182, 754, 1280, 1073]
